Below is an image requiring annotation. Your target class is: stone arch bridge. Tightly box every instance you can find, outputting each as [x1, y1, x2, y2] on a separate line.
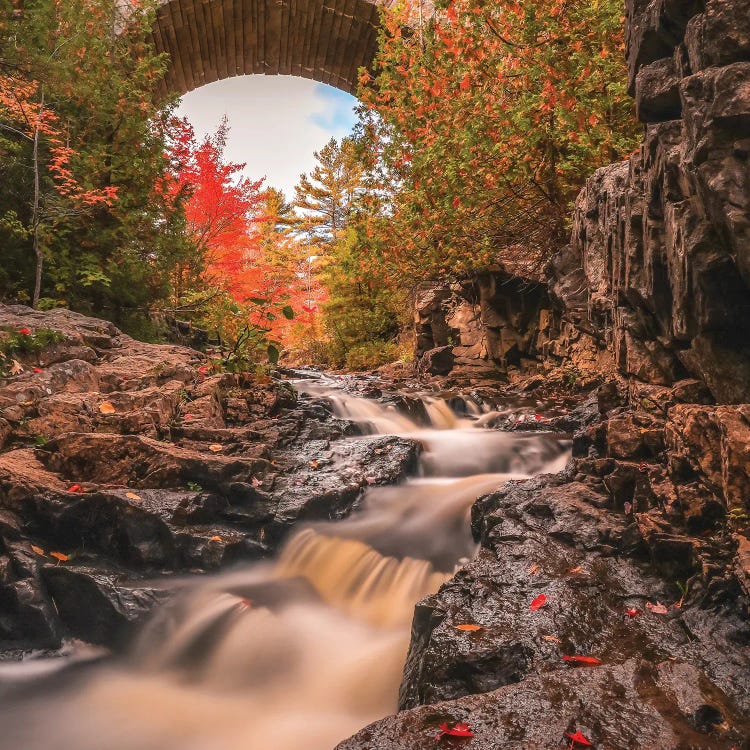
[152, 0, 395, 95]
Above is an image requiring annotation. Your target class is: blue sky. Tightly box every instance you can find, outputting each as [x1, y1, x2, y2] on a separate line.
[177, 76, 358, 199]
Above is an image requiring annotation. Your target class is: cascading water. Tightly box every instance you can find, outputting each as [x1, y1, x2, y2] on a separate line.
[0, 376, 570, 750]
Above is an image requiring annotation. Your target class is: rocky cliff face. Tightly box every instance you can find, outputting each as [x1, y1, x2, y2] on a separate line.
[414, 273, 550, 376]
[557, 0, 750, 403]
[413, 271, 610, 388]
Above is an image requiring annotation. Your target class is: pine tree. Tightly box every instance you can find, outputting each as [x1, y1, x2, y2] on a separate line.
[291, 137, 363, 251]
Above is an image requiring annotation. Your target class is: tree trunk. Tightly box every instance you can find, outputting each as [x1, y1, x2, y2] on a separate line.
[31, 93, 44, 309]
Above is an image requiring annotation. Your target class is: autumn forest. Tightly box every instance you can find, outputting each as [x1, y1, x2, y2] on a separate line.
[1, 0, 636, 370]
[2, 1, 749, 748]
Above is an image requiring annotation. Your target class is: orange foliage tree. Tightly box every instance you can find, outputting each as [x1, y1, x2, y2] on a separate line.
[165, 119, 305, 366]
[354, 0, 639, 285]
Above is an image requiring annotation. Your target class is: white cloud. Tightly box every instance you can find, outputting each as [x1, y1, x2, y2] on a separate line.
[176, 76, 357, 200]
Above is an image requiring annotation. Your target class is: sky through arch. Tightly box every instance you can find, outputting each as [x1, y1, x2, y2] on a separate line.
[177, 76, 358, 199]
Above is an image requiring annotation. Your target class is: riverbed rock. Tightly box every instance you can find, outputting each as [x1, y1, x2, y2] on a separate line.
[339, 658, 750, 750]
[0, 305, 421, 650]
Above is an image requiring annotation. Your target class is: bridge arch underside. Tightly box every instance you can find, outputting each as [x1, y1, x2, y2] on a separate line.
[153, 0, 389, 96]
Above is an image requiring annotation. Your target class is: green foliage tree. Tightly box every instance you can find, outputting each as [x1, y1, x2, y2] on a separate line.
[292, 136, 364, 251]
[0, 0, 191, 335]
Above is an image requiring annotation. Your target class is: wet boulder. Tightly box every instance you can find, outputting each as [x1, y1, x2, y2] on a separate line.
[339, 659, 750, 750]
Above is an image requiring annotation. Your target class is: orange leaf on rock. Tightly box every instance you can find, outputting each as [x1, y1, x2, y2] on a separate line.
[68, 483, 83, 493]
[209, 535, 223, 542]
[49, 551, 69, 562]
[542, 634, 561, 643]
[455, 624, 482, 631]
[98, 401, 116, 414]
[208, 443, 223, 452]
[125, 492, 142, 501]
[563, 655, 601, 666]
[568, 566, 583, 574]
[31, 545, 45, 556]
[645, 601, 669, 614]
[530, 594, 547, 611]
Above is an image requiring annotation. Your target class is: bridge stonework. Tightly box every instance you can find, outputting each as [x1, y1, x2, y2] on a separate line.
[153, 0, 393, 95]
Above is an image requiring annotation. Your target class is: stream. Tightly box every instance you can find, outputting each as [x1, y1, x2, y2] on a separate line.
[0, 375, 570, 750]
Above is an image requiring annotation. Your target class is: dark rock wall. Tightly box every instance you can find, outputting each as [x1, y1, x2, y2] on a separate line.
[414, 272, 557, 377]
[558, 0, 750, 403]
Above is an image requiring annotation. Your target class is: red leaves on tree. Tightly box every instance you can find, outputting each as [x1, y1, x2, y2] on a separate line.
[166, 117, 268, 301]
[562, 655, 602, 666]
[435, 721, 474, 740]
[530, 594, 547, 611]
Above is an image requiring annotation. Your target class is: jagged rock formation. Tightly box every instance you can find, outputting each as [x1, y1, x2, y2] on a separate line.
[413, 271, 609, 387]
[556, 0, 750, 403]
[0, 305, 419, 650]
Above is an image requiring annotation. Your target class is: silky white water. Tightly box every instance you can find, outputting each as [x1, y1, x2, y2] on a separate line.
[0, 377, 569, 750]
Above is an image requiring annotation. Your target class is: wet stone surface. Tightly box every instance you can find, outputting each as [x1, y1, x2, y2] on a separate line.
[0, 306, 419, 651]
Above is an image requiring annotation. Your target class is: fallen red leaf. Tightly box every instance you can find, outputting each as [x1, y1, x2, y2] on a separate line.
[563, 655, 602, 666]
[67, 483, 84, 493]
[49, 551, 69, 562]
[625, 608, 640, 618]
[455, 624, 482, 632]
[566, 730, 592, 746]
[435, 721, 474, 740]
[32, 367, 42, 373]
[530, 594, 547, 611]
[18, 327, 31, 336]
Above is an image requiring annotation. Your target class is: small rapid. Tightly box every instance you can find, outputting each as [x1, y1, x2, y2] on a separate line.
[0, 375, 570, 750]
